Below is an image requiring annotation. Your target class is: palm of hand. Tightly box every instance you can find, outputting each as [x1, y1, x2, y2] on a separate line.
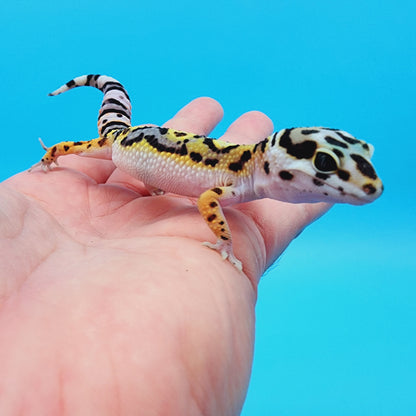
[0, 97, 329, 415]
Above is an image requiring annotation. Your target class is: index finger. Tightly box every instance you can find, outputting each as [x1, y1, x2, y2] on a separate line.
[163, 97, 224, 135]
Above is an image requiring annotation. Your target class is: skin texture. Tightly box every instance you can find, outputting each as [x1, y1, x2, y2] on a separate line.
[0, 98, 330, 415]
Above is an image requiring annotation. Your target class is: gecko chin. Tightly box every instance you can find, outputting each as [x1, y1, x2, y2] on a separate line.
[324, 186, 382, 206]
[292, 182, 382, 206]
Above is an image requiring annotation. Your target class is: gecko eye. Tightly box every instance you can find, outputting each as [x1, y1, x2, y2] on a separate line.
[313, 150, 339, 173]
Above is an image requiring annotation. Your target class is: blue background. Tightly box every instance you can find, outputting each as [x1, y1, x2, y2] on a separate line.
[1, 0, 414, 414]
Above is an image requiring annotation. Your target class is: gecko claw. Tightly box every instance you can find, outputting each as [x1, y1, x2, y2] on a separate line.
[202, 241, 243, 271]
[39, 137, 49, 151]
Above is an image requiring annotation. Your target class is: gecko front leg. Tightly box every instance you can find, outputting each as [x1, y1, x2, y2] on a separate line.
[197, 186, 242, 271]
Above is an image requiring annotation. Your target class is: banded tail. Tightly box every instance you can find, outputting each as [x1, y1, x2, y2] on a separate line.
[49, 74, 132, 137]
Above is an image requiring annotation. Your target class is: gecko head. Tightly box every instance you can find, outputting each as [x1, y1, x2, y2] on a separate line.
[259, 127, 384, 205]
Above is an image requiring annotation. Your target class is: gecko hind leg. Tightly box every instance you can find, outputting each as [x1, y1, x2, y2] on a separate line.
[29, 135, 113, 172]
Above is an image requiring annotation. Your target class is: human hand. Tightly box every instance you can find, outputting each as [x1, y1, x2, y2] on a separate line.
[0, 97, 329, 415]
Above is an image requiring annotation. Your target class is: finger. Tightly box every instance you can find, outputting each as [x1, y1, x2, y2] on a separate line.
[220, 111, 274, 144]
[164, 97, 224, 135]
[239, 200, 331, 270]
[47, 155, 117, 184]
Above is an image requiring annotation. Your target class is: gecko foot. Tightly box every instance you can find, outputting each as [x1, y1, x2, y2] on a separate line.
[202, 240, 243, 271]
[28, 138, 57, 172]
[145, 184, 166, 196]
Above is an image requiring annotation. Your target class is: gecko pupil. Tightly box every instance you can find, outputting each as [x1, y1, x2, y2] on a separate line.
[314, 151, 338, 173]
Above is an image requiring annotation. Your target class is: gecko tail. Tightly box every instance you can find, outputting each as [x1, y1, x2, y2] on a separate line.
[48, 74, 132, 137]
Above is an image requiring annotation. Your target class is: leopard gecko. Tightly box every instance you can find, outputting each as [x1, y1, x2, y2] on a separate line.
[30, 75, 384, 270]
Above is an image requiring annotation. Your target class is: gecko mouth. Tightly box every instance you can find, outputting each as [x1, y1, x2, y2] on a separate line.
[317, 181, 380, 205]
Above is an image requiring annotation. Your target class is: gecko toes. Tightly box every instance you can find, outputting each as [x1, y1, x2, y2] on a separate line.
[202, 241, 243, 271]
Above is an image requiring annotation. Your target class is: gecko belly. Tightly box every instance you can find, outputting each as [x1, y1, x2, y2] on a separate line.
[111, 139, 234, 197]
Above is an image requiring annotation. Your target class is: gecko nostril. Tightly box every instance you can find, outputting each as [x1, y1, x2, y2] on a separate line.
[363, 183, 377, 195]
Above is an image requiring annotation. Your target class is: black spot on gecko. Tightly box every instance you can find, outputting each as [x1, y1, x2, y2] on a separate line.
[337, 169, 350, 181]
[220, 236, 229, 241]
[190, 152, 203, 162]
[336, 132, 360, 145]
[362, 143, 370, 151]
[325, 136, 348, 149]
[315, 172, 329, 180]
[145, 134, 176, 154]
[260, 138, 268, 152]
[66, 79, 76, 88]
[158, 127, 169, 135]
[219, 220, 225, 225]
[203, 138, 239, 154]
[271, 133, 278, 146]
[99, 107, 129, 119]
[313, 178, 324, 187]
[279, 129, 317, 159]
[112, 129, 123, 139]
[98, 137, 107, 147]
[101, 98, 128, 110]
[240, 150, 252, 162]
[207, 214, 217, 222]
[332, 148, 344, 159]
[279, 170, 293, 180]
[221, 144, 239, 154]
[73, 141, 83, 146]
[351, 154, 377, 179]
[228, 161, 242, 172]
[174, 131, 187, 137]
[212, 187, 223, 195]
[120, 131, 144, 146]
[301, 129, 320, 135]
[264, 161, 270, 175]
[210, 201, 218, 208]
[100, 121, 130, 135]
[204, 158, 219, 167]
[101, 81, 122, 89]
[64, 145, 70, 152]
[177, 144, 188, 156]
[203, 138, 219, 152]
[102, 81, 127, 93]
[50, 146, 57, 157]
[228, 150, 252, 172]
[102, 81, 129, 98]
